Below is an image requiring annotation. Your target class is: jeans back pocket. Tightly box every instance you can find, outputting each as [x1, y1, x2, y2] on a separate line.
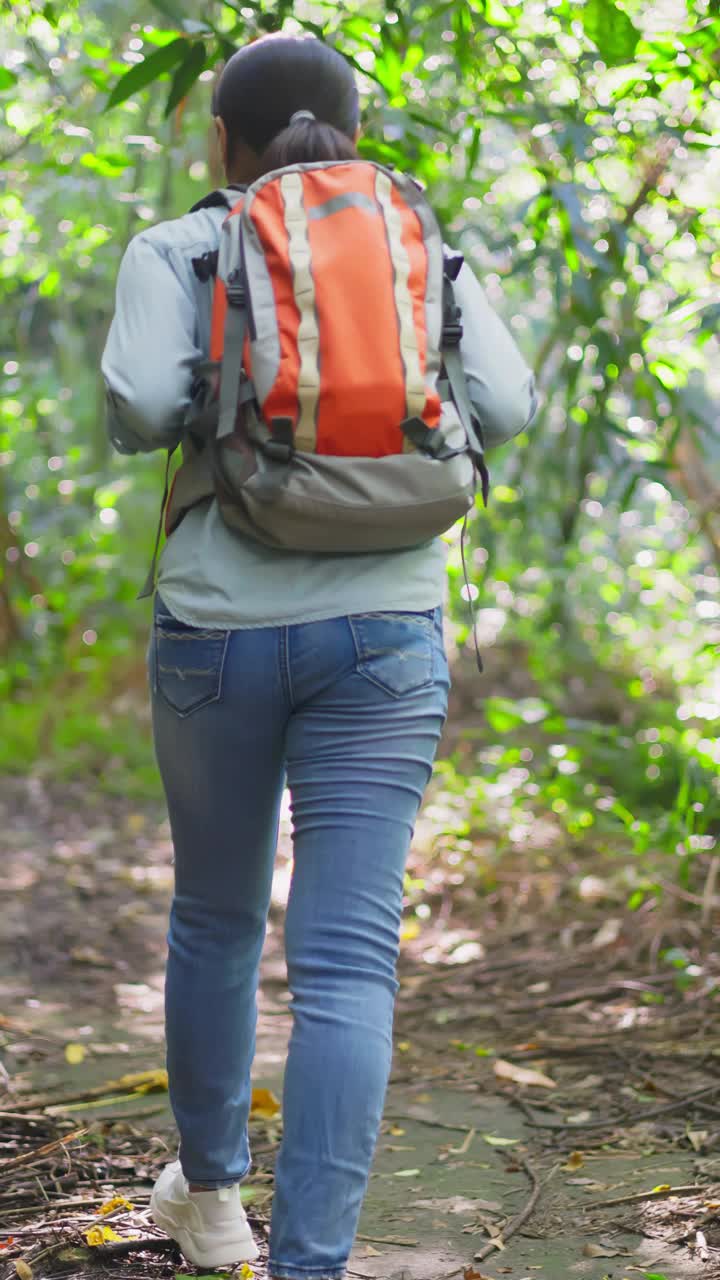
[153, 606, 229, 717]
[349, 610, 436, 698]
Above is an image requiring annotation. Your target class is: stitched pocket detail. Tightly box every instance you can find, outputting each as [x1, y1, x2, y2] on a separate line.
[154, 611, 229, 717]
[348, 610, 435, 698]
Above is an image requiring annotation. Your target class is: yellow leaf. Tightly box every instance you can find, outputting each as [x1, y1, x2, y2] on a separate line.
[650, 1183, 671, 1194]
[125, 813, 146, 835]
[400, 921, 421, 941]
[117, 1069, 168, 1094]
[250, 1087, 280, 1120]
[389, 1126, 405, 1136]
[15, 1261, 33, 1280]
[238, 1265, 255, 1279]
[396, 1041, 411, 1053]
[493, 1058, 556, 1089]
[64, 1043, 86, 1065]
[95, 1196, 133, 1216]
[85, 1225, 123, 1246]
[563, 1151, 584, 1170]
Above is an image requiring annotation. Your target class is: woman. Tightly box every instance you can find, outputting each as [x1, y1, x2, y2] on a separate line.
[102, 32, 535, 1280]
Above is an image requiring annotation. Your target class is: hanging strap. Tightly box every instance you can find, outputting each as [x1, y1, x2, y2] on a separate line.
[137, 446, 176, 601]
[440, 269, 490, 504]
[459, 510, 483, 674]
[440, 270, 485, 672]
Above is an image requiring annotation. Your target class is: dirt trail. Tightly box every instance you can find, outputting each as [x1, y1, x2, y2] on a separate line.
[1, 777, 719, 1279]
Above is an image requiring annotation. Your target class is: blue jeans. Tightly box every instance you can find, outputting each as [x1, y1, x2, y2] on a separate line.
[149, 596, 449, 1280]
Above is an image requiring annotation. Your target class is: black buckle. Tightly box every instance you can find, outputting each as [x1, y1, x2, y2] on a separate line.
[443, 320, 463, 346]
[225, 268, 245, 307]
[261, 440, 293, 463]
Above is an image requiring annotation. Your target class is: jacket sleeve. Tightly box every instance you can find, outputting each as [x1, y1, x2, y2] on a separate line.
[455, 261, 537, 450]
[101, 232, 203, 455]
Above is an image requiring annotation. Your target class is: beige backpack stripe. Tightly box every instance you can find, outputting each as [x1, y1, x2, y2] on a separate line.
[280, 172, 320, 452]
[375, 170, 426, 445]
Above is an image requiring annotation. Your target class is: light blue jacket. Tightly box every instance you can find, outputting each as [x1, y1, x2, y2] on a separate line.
[102, 200, 536, 628]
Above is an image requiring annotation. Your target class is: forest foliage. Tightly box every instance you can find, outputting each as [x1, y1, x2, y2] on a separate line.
[1, 0, 719, 908]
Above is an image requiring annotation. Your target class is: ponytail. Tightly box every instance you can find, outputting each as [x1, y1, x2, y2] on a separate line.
[259, 108, 358, 172]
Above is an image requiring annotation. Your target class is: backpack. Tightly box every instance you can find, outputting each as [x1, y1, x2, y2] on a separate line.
[140, 160, 488, 597]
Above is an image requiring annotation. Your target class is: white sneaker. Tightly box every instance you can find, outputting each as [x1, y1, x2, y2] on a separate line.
[150, 1159, 259, 1267]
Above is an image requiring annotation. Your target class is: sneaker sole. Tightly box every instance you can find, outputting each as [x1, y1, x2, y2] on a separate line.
[150, 1196, 260, 1268]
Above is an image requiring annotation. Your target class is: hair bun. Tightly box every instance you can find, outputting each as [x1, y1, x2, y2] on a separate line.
[289, 109, 316, 125]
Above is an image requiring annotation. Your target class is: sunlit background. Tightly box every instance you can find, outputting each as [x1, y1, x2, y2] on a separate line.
[1, 0, 718, 925]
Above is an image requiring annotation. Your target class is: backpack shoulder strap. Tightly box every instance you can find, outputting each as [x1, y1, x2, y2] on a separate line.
[441, 262, 490, 504]
[189, 185, 245, 214]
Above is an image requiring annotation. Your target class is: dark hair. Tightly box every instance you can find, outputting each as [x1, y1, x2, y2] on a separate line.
[212, 34, 360, 170]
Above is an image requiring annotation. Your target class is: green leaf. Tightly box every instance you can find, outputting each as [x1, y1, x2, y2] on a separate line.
[650, 360, 682, 390]
[80, 151, 132, 176]
[105, 38, 187, 110]
[584, 0, 639, 66]
[0, 68, 18, 92]
[143, 29, 186, 46]
[39, 270, 60, 298]
[164, 40, 207, 116]
[484, 0, 514, 27]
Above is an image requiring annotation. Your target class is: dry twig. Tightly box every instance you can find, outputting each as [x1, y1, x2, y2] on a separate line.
[582, 1183, 710, 1211]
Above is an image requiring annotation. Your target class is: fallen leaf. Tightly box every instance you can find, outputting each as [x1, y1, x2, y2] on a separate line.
[400, 921, 421, 941]
[415, 1092, 432, 1103]
[71, 1068, 168, 1098]
[95, 1195, 133, 1216]
[394, 1168, 421, 1177]
[14, 1262, 33, 1280]
[482, 1133, 520, 1147]
[125, 813, 146, 835]
[0, 1237, 15, 1249]
[70, 946, 111, 967]
[591, 917, 622, 948]
[564, 1109, 593, 1124]
[464, 1269, 492, 1280]
[449, 1127, 476, 1156]
[583, 1243, 631, 1258]
[494, 1058, 556, 1089]
[64, 1043, 86, 1066]
[389, 1125, 405, 1136]
[687, 1130, 708, 1152]
[397, 1041, 411, 1053]
[651, 1183, 672, 1193]
[563, 1150, 584, 1170]
[250, 1086, 280, 1119]
[85, 1226, 123, 1246]
[240, 1187, 263, 1205]
[124, 1069, 168, 1094]
[362, 1245, 382, 1256]
[417, 1196, 502, 1215]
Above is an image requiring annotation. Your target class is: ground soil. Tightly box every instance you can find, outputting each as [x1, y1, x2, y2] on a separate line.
[1, 739, 719, 1280]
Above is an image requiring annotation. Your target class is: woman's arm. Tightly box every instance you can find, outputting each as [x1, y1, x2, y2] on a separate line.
[101, 230, 204, 455]
[454, 262, 537, 449]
